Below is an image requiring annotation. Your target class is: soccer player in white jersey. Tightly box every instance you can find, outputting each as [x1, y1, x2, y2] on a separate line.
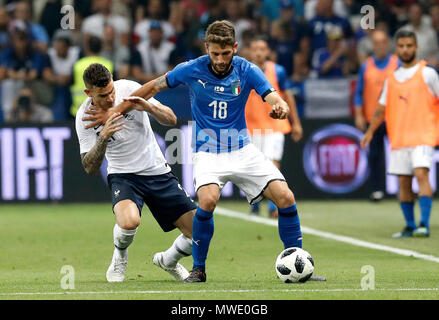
[75, 63, 196, 282]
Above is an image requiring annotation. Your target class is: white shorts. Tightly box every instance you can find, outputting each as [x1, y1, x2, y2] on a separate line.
[192, 144, 286, 204]
[250, 132, 285, 161]
[388, 145, 434, 175]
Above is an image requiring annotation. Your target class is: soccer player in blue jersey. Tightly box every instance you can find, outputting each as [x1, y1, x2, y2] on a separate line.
[84, 20, 321, 283]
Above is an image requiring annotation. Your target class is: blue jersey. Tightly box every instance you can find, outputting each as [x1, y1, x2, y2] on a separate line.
[166, 55, 274, 153]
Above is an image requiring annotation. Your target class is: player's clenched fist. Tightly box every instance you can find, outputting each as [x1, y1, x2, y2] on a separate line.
[100, 112, 124, 139]
[269, 103, 289, 119]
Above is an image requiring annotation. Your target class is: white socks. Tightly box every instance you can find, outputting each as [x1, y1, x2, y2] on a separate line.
[113, 224, 137, 259]
[162, 234, 192, 267]
[112, 225, 191, 267]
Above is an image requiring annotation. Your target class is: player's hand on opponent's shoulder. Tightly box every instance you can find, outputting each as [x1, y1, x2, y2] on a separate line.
[83, 106, 113, 129]
[270, 103, 289, 120]
[100, 112, 124, 140]
[123, 96, 153, 113]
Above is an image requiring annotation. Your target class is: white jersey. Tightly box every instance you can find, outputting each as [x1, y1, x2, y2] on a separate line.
[75, 79, 171, 176]
[379, 62, 439, 106]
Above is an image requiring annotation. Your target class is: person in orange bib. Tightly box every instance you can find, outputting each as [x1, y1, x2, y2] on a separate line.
[354, 30, 399, 202]
[361, 30, 439, 238]
[245, 36, 303, 217]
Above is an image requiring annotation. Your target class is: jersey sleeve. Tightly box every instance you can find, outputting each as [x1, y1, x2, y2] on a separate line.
[247, 63, 275, 100]
[165, 61, 191, 88]
[423, 66, 439, 98]
[75, 108, 97, 154]
[118, 79, 142, 96]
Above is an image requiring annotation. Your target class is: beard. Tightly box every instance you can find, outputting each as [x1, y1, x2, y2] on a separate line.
[210, 58, 233, 75]
[399, 52, 416, 64]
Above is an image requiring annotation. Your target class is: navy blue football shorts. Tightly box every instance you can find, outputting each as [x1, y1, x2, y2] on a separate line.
[107, 171, 196, 232]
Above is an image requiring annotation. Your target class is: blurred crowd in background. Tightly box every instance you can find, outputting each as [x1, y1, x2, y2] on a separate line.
[0, 0, 438, 123]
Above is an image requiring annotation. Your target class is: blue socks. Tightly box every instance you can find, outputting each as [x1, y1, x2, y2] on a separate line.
[278, 204, 302, 249]
[192, 207, 214, 271]
[400, 202, 416, 229]
[419, 196, 432, 229]
[400, 199, 433, 230]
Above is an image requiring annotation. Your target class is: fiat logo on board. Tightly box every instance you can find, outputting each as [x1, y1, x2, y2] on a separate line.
[303, 124, 369, 193]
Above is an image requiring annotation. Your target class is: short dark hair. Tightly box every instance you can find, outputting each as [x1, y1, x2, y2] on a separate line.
[395, 29, 417, 44]
[205, 20, 236, 47]
[83, 63, 112, 89]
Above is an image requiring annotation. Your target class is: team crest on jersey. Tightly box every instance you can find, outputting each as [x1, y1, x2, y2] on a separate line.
[231, 80, 241, 96]
[123, 113, 135, 120]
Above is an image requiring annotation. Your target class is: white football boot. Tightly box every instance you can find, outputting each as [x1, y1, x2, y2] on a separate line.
[106, 248, 128, 282]
[153, 252, 189, 281]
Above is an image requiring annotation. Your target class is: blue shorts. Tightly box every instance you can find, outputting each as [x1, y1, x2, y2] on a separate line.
[107, 171, 196, 232]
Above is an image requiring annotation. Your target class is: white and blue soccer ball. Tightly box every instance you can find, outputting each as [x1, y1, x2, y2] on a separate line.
[275, 247, 314, 283]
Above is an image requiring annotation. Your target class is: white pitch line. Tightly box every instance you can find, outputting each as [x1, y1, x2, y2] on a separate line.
[215, 206, 439, 264]
[1, 288, 438, 296]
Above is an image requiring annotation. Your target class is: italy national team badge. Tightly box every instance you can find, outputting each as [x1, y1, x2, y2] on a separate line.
[231, 80, 241, 96]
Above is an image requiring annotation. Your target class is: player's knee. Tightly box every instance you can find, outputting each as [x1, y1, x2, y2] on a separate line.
[119, 216, 140, 230]
[414, 172, 429, 184]
[198, 194, 218, 212]
[275, 189, 295, 208]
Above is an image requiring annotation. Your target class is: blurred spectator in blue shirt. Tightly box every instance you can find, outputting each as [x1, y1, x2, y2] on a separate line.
[308, 0, 353, 54]
[272, 0, 310, 76]
[270, 20, 297, 77]
[259, 0, 304, 24]
[311, 25, 348, 78]
[0, 21, 45, 118]
[13, 0, 49, 52]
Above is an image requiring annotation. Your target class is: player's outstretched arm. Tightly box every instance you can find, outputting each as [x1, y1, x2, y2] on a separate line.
[83, 75, 170, 129]
[264, 91, 290, 120]
[81, 113, 124, 174]
[360, 104, 385, 149]
[123, 96, 177, 126]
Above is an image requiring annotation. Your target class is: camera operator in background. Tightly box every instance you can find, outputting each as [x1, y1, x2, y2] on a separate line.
[7, 87, 53, 123]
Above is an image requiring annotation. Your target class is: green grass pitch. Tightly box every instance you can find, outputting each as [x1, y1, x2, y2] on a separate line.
[0, 200, 438, 300]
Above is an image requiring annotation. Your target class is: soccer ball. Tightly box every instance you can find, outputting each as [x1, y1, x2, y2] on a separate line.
[275, 247, 314, 283]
